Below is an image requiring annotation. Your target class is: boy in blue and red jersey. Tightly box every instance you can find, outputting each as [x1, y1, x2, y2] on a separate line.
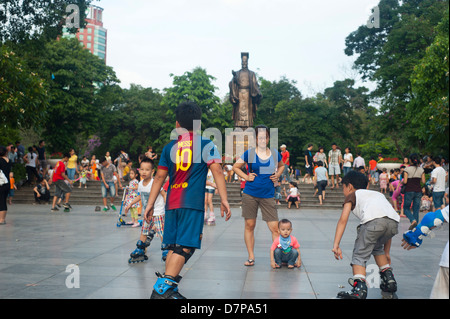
[145, 101, 231, 299]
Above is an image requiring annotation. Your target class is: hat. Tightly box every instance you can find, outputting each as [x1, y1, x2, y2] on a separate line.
[280, 144, 286, 149]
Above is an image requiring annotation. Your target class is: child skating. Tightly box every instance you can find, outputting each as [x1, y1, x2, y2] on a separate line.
[144, 101, 231, 299]
[332, 170, 400, 299]
[126, 158, 167, 263]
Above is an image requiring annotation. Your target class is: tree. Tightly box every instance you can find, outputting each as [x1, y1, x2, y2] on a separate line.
[96, 84, 165, 160]
[0, 45, 49, 132]
[159, 67, 224, 148]
[345, 0, 449, 155]
[0, 0, 91, 44]
[408, 10, 449, 153]
[40, 37, 119, 152]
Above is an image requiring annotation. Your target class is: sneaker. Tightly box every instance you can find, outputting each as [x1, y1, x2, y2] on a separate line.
[102, 207, 109, 212]
[110, 204, 117, 211]
[51, 207, 59, 212]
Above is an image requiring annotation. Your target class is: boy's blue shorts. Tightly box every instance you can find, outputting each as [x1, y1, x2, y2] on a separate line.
[162, 208, 204, 249]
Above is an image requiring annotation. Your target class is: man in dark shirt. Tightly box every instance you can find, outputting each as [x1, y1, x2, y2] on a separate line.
[302, 144, 314, 183]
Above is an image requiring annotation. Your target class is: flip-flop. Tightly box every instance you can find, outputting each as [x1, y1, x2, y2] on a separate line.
[244, 259, 255, 266]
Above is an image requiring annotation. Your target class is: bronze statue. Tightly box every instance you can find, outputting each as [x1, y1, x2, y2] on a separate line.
[229, 52, 262, 129]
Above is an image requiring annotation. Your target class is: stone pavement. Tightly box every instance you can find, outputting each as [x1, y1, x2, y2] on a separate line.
[0, 204, 447, 299]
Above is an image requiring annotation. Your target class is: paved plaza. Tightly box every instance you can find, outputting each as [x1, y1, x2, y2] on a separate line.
[0, 204, 448, 299]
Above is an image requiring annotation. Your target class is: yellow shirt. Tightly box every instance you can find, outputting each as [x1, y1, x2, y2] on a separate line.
[67, 155, 78, 169]
[123, 166, 130, 176]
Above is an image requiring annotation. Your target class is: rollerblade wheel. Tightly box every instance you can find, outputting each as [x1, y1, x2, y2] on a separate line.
[381, 291, 398, 299]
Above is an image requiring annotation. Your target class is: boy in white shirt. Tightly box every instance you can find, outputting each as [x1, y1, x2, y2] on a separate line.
[125, 158, 167, 263]
[332, 170, 400, 299]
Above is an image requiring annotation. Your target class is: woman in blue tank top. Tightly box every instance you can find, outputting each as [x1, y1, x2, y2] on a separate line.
[232, 125, 284, 267]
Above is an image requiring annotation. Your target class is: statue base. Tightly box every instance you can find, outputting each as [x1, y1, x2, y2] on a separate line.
[225, 128, 256, 163]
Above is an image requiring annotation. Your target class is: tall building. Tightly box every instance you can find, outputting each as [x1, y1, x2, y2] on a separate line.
[63, 5, 107, 62]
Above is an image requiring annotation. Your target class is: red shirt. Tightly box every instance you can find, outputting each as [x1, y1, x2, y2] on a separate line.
[52, 161, 66, 182]
[281, 150, 290, 166]
[369, 160, 377, 171]
[271, 235, 300, 251]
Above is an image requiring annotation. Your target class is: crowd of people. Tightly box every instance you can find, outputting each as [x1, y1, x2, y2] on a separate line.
[0, 114, 448, 299]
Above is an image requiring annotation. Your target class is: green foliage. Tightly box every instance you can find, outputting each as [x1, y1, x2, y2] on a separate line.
[0, 0, 92, 43]
[345, 0, 449, 156]
[96, 84, 165, 160]
[0, 45, 49, 131]
[40, 37, 119, 152]
[408, 10, 449, 153]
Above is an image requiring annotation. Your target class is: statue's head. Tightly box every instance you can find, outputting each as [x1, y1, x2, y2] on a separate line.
[241, 52, 249, 69]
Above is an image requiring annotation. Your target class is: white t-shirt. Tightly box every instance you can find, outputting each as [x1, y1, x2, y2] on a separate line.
[343, 153, 353, 167]
[138, 179, 165, 216]
[289, 187, 299, 196]
[206, 170, 215, 190]
[344, 189, 400, 224]
[431, 166, 447, 192]
[26, 153, 37, 167]
[439, 206, 449, 268]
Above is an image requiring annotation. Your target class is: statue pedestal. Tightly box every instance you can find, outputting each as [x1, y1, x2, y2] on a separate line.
[224, 128, 255, 163]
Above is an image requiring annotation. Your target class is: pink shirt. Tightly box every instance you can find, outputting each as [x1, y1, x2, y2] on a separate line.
[271, 235, 300, 251]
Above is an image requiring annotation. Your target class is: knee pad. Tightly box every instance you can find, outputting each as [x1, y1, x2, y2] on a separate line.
[403, 209, 445, 247]
[169, 244, 196, 264]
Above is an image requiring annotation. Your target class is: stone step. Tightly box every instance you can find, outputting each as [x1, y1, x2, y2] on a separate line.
[12, 180, 386, 209]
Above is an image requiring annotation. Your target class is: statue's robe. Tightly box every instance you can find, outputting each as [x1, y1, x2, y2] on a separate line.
[229, 68, 262, 128]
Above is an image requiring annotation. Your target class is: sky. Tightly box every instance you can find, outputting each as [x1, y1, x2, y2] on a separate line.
[93, 0, 379, 99]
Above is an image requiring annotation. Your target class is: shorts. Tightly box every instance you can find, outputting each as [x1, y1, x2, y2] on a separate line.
[101, 181, 115, 198]
[8, 189, 14, 197]
[305, 165, 313, 175]
[433, 191, 445, 209]
[329, 164, 341, 175]
[205, 188, 215, 194]
[39, 160, 47, 170]
[141, 214, 165, 239]
[163, 208, 204, 249]
[317, 180, 327, 196]
[351, 217, 398, 267]
[288, 196, 299, 203]
[242, 193, 278, 222]
[54, 180, 72, 199]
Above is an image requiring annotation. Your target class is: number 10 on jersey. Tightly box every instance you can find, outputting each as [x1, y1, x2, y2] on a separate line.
[176, 147, 192, 172]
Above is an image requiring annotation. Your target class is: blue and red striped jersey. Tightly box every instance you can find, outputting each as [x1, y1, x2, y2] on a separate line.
[158, 132, 221, 211]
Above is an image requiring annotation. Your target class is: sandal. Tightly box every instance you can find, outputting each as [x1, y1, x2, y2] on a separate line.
[408, 220, 418, 231]
[244, 259, 255, 267]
